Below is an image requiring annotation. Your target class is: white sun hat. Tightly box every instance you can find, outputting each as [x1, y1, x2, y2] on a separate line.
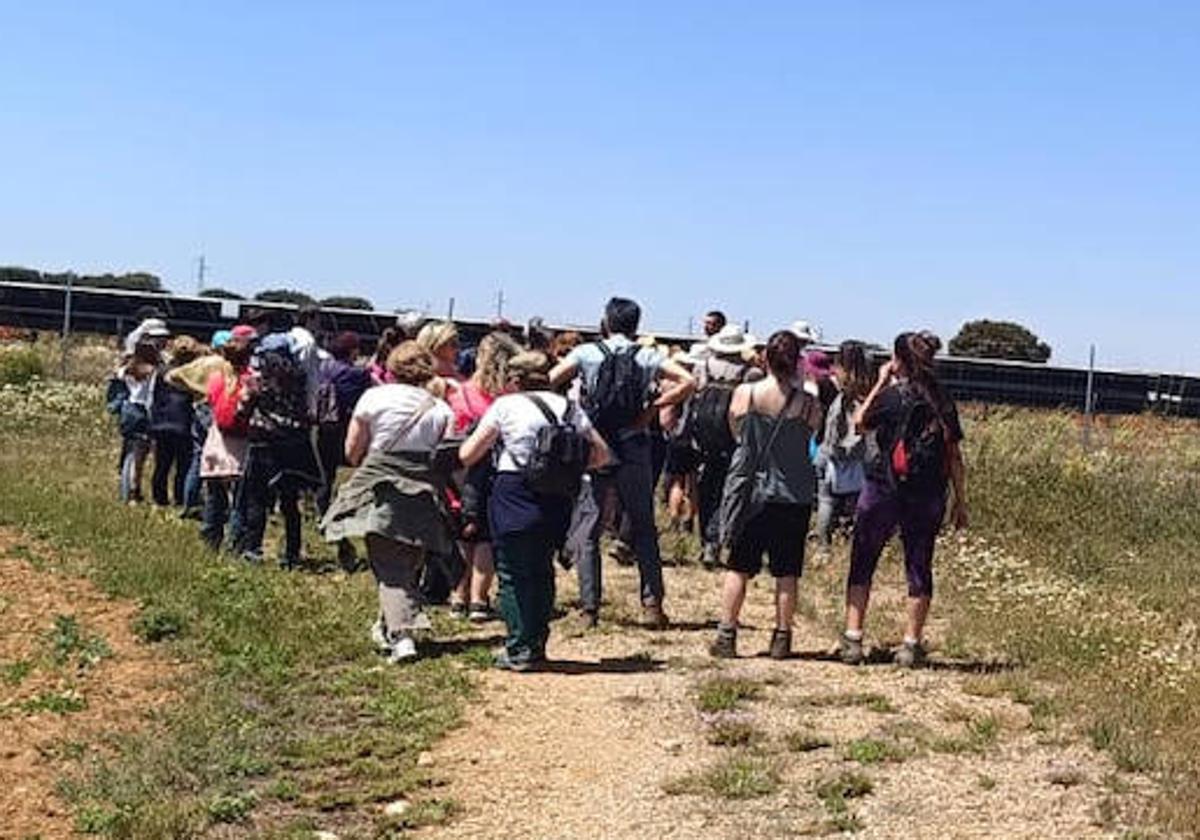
[789, 320, 821, 344]
[708, 324, 758, 356]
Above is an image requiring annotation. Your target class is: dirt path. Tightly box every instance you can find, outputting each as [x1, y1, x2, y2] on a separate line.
[0, 532, 182, 840]
[422, 554, 1158, 839]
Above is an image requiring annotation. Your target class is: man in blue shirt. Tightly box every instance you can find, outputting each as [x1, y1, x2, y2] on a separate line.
[550, 297, 696, 628]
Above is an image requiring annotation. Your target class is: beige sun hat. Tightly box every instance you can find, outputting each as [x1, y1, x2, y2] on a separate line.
[789, 320, 821, 344]
[708, 324, 758, 356]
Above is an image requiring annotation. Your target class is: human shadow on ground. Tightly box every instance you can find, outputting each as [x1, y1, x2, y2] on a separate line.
[609, 617, 731, 633]
[420, 634, 507, 659]
[755, 646, 1018, 674]
[534, 655, 667, 676]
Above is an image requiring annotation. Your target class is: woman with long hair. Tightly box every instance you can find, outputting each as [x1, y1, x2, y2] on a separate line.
[460, 351, 609, 670]
[369, 327, 403, 385]
[840, 331, 968, 668]
[814, 340, 874, 546]
[446, 331, 523, 621]
[710, 330, 824, 660]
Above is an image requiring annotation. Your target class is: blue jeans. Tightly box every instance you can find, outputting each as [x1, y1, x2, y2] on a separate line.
[201, 478, 244, 551]
[119, 437, 151, 502]
[574, 433, 665, 611]
[183, 405, 211, 510]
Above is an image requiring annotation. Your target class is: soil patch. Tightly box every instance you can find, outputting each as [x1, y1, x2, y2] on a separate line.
[0, 531, 182, 839]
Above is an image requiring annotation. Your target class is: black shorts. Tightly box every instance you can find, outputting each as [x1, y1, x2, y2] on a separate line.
[728, 503, 811, 578]
[664, 442, 700, 477]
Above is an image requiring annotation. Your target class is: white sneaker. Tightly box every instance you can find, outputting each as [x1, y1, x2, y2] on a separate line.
[388, 635, 418, 662]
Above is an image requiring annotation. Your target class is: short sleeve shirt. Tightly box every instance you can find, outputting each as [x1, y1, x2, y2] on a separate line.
[351, 384, 454, 454]
[476, 391, 593, 473]
[564, 336, 664, 399]
[862, 382, 963, 488]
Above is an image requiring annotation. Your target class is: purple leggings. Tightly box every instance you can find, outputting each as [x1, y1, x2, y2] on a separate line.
[848, 480, 945, 598]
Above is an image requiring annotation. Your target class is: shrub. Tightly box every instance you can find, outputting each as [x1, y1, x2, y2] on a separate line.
[0, 345, 44, 385]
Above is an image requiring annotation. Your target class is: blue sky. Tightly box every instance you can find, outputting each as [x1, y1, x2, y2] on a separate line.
[3, 1, 1198, 371]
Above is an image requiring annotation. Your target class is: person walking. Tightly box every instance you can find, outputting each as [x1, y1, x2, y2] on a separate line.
[237, 331, 322, 568]
[691, 324, 761, 568]
[106, 341, 160, 504]
[710, 331, 824, 660]
[446, 331, 522, 621]
[150, 337, 202, 507]
[549, 297, 695, 629]
[814, 341, 874, 547]
[840, 332, 968, 668]
[460, 351, 609, 670]
[166, 331, 234, 517]
[321, 342, 457, 663]
[314, 331, 373, 515]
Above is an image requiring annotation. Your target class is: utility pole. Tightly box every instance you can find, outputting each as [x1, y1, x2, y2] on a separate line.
[447, 297, 455, 319]
[687, 315, 695, 335]
[196, 255, 208, 294]
[496, 288, 506, 320]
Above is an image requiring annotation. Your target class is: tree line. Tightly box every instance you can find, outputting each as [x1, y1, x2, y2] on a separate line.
[0, 267, 376, 312]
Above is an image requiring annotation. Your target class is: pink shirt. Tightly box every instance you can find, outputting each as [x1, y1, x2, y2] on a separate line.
[446, 379, 494, 435]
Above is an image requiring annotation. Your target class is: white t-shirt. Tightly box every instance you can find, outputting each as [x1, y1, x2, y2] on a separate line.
[352, 384, 454, 454]
[477, 391, 593, 473]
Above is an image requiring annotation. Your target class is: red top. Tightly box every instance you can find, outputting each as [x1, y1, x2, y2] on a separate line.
[446, 379, 494, 435]
[208, 369, 251, 435]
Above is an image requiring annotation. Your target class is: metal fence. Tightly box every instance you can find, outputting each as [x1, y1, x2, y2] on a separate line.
[2, 280, 1198, 417]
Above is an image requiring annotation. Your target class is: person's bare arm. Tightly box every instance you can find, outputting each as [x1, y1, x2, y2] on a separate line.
[727, 382, 751, 437]
[344, 416, 370, 467]
[586, 428, 611, 471]
[549, 356, 580, 389]
[653, 357, 696, 409]
[853, 360, 895, 432]
[459, 423, 500, 467]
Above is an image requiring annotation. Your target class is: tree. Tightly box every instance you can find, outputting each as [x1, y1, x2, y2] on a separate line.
[6, 267, 165, 293]
[320, 295, 374, 311]
[199, 288, 245, 300]
[253, 288, 316, 307]
[949, 319, 1052, 363]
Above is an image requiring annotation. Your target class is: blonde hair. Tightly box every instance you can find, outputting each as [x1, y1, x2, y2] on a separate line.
[386, 341, 437, 386]
[507, 351, 553, 392]
[416, 321, 459, 354]
[474, 332, 523, 396]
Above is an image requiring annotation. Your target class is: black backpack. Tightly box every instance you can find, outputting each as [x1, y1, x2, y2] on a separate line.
[890, 390, 948, 490]
[688, 361, 744, 455]
[247, 337, 310, 439]
[520, 394, 591, 497]
[582, 342, 645, 439]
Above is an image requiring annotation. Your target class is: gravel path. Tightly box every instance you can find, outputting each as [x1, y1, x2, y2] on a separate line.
[420, 554, 1159, 839]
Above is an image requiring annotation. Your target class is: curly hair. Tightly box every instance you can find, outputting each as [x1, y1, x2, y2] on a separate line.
[474, 332, 523, 396]
[507, 351, 553, 392]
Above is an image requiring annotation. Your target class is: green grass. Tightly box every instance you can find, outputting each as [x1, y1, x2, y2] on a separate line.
[0, 382, 489, 838]
[663, 754, 780, 800]
[783, 729, 833, 753]
[814, 770, 873, 833]
[696, 676, 763, 713]
[705, 719, 763, 748]
[843, 737, 908, 765]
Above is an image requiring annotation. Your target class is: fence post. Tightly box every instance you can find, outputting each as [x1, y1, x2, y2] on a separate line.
[1083, 344, 1095, 448]
[60, 275, 74, 379]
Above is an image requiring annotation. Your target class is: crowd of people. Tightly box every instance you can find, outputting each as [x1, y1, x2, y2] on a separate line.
[104, 296, 967, 671]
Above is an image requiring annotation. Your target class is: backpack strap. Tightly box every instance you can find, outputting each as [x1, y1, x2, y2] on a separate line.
[595, 340, 612, 359]
[521, 393, 561, 426]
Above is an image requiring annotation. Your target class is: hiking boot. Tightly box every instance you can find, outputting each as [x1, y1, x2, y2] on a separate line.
[468, 602, 495, 624]
[337, 540, 361, 573]
[709, 625, 737, 659]
[387, 635, 418, 663]
[700, 542, 720, 570]
[768, 629, 792, 660]
[839, 632, 865, 666]
[894, 640, 927, 669]
[494, 649, 537, 673]
[642, 604, 670, 631]
[449, 602, 469, 620]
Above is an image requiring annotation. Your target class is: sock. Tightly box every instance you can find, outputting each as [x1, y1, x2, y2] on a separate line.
[717, 622, 737, 635]
[903, 636, 920, 647]
[843, 629, 863, 641]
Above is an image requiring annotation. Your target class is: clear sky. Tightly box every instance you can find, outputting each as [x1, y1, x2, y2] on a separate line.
[3, 1, 1198, 371]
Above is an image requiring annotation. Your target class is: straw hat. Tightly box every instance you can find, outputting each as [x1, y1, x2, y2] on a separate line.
[708, 324, 758, 356]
